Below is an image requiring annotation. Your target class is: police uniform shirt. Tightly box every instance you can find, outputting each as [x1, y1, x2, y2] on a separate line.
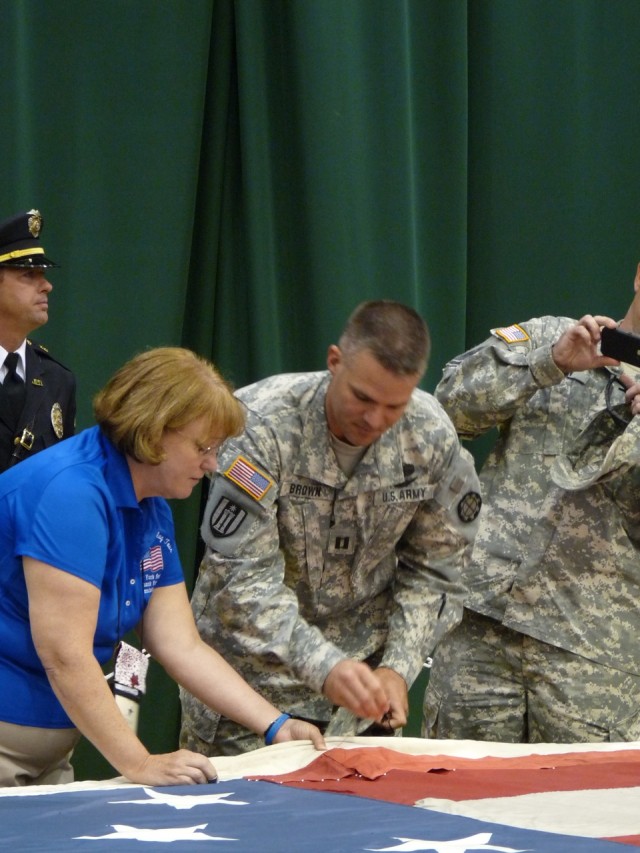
[0, 338, 76, 472]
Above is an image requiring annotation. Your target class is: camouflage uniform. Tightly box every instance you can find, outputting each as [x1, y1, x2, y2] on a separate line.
[424, 315, 640, 742]
[180, 370, 481, 755]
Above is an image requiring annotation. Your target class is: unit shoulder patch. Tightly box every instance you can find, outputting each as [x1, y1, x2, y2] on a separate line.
[209, 496, 248, 538]
[457, 491, 482, 523]
[492, 324, 530, 345]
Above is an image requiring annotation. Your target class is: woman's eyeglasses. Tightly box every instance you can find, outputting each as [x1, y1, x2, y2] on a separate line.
[174, 429, 223, 457]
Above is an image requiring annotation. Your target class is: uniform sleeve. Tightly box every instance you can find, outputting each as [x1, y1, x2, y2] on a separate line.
[380, 438, 482, 683]
[197, 428, 346, 693]
[435, 317, 568, 439]
[552, 407, 640, 491]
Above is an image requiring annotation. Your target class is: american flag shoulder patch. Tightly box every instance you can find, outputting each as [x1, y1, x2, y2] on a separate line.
[225, 455, 274, 501]
[492, 323, 530, 344]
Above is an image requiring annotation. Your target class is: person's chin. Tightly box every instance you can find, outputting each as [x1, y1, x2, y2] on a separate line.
[170, 482, 197, 500]
[350, 429, 378, 446]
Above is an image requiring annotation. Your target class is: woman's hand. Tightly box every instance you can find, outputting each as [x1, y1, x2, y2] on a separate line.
[125, 750, 218, 786]
[272, 718, 326, 751]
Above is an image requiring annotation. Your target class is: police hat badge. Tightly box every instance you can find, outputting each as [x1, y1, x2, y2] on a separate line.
[0, 209, 59, 269]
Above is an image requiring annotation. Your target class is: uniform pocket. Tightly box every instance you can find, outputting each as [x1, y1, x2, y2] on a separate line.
[421, 681, 443, 738]
[607, 705, 640, 742]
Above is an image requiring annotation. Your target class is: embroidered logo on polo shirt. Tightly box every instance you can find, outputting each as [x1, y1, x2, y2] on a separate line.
[141, 544, 164, 574]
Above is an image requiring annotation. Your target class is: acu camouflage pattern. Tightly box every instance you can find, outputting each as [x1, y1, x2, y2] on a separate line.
[424, 611, 640, 742]
[433, 315, 640, 677]
[181, 370, 480, 752]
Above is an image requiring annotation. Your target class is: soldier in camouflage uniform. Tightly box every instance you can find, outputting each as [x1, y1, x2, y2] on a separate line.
[424, 276, 640, 743]
[180, 301, 481, 756]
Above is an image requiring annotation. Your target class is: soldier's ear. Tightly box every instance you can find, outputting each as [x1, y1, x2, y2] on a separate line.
[327, 345, 342, 375]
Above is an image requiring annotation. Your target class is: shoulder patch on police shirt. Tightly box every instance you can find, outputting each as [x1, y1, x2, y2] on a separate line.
[492, 324, 530, 344]
[224, 455, 274, 501]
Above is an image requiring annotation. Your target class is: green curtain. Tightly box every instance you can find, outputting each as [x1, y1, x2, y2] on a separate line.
[2, 0, 640, 780]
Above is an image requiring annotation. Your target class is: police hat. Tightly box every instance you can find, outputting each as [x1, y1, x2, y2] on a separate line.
[0, 209, 58, 269]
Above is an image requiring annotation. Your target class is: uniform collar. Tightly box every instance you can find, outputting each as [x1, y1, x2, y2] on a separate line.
[0, 339, 27, 382]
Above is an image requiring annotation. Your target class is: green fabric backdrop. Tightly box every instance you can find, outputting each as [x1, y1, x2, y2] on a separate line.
[2, 0, 640, 779]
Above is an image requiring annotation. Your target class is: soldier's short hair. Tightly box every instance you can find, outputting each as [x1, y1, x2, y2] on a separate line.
[339, 300, 430, 376]
[93, 347, 244, 464]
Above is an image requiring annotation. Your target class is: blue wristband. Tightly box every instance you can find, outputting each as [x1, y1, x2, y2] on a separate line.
[264, 713, 291, 746]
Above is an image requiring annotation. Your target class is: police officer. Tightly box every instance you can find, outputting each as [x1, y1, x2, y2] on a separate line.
[0, 209, 75, 471]
[180, 300, 481, 756]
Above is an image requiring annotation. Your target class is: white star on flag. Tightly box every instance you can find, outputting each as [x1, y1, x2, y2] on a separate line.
[74, 822, 235, 842]
[365, 832, 530, 852]
[112, 787, 248, 809]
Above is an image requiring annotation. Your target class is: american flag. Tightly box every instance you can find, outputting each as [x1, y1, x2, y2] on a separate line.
[225, 456, 273, 500]
[251, 744, 640, 848]
[493, 323, 529, 344]
[2, 740, 639, 850]
[141, 544, 164, 575]
[1, 768, 635, 851]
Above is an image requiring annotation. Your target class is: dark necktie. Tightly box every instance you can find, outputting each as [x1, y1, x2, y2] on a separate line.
[3, 352, 26, 424]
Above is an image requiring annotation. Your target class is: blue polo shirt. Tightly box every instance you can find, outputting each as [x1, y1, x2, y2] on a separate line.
[0, 426, 184, 728]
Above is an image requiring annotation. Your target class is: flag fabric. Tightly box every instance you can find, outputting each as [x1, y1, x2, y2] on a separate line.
[1, 737, 640, 851]
[0, 776, 637, 852]
[249, 745, 640, 848]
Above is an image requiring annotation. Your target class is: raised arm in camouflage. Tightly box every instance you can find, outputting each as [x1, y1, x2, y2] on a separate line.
[425, 301, 640, 743]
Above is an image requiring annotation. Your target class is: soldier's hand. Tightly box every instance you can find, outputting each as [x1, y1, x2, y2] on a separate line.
[374, 666, 408, 730]
[618, 372, 640, 416]
[551, 314, 619, 374]
[322, 659, 390, 721]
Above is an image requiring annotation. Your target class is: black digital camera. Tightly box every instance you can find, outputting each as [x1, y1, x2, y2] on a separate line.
[600, 326, 640, 368]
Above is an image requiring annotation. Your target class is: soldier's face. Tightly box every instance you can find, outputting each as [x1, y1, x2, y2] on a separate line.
[0, 267, 52, 335]
[325, 345, 419, 446]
